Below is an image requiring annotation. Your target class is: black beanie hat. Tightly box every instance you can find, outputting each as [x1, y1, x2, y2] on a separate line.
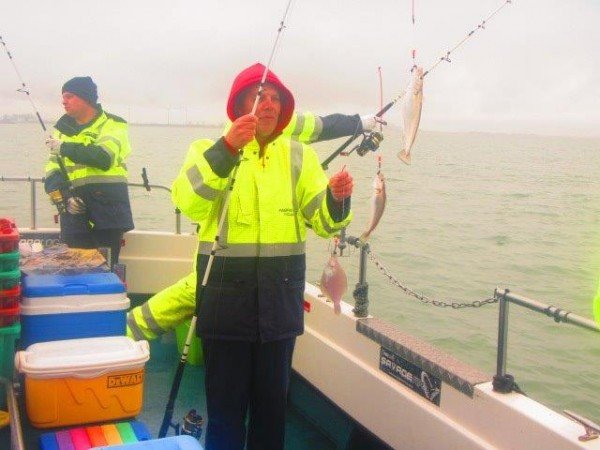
[62, 76, 98, 105]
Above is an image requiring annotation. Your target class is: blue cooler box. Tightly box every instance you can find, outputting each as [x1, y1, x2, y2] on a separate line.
[21, 273, 129, 348]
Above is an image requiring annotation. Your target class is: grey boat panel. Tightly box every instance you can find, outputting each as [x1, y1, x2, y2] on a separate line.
[357, 317, 490, 397]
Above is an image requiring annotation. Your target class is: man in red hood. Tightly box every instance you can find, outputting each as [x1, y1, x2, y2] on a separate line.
[171, 63, 354, 450]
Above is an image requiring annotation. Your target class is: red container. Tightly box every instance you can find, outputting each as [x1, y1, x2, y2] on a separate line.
[0, 218, 19, 253]
[0, 304, 19, 327]
[0, 286, 20, 310]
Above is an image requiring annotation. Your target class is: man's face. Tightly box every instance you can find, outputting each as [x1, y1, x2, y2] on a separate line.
[62, 92, 90, 118]
[239, 83, 281, 139]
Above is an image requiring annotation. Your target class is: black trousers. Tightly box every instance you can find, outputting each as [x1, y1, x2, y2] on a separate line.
[62, 229, 124, 268]
[202, 337, 296, 450]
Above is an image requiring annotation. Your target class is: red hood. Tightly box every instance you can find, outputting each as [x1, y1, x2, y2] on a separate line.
[226, 63, 295, 136]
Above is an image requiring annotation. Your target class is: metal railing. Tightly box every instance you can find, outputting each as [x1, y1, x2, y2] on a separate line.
[493, 288, 599, 393]
[0, 176, 182, 234]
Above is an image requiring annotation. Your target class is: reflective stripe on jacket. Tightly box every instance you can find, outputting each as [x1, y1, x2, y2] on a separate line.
[127, 271, 197, 340]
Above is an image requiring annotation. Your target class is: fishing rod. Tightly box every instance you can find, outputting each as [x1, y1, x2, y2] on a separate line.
[321, 0, 513, 169]
[0, 34, 72, 192]
[158, 0, 296, 438]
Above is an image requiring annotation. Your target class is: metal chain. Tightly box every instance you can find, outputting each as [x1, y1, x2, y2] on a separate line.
[367, 249, 497, 309]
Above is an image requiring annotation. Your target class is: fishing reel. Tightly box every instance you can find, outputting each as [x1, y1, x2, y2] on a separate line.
[355, 131, 384, 156]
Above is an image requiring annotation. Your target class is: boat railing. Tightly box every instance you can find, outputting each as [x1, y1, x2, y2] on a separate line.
[492, 288, 599, 388]
[0, 176, 182, 234]
[343, 232, 600, 411]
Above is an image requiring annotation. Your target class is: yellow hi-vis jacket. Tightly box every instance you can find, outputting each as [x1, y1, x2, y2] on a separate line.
[127, 111, 356, 340]
[172, 133, 351, 341]
[45, 110, 130, 188]
[44, 109, 134, 232]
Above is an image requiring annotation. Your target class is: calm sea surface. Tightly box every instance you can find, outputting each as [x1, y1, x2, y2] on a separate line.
[1, 123, 599, 422]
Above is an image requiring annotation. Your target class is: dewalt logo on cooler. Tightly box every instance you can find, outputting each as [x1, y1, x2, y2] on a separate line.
[107, 371, 144, 388]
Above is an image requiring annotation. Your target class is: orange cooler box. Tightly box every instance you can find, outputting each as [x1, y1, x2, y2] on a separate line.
[15, 336, 150, 428]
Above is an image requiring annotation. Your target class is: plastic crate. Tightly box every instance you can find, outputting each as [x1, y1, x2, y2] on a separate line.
[0, 218, 19, 254]
[0, 270, 19, 291]
[0, 322, 20, 379]
[0, 251, 19, 272]
[0, 304, 19, 327]
[0, 286, 20, 309]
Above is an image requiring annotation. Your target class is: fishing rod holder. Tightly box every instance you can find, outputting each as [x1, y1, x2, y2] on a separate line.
[492, 288, 600, 394]
[344, 235, 370, 318]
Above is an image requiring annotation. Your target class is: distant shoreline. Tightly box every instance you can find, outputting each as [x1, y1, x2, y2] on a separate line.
[0, 121, 598, 140]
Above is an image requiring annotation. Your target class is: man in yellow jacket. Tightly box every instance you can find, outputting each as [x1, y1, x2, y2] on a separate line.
[44, 76, 133, 266]
[127, 112, 379, 340]
[171, 63, 353, 450]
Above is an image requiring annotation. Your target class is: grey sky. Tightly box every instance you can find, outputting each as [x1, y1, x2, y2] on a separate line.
[1, 0, 598, 136]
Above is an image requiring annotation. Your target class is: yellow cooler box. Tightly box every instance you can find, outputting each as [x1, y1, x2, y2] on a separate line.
[15, 336, 150, 428]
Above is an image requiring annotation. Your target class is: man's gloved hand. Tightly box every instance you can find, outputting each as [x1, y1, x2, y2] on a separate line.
[66, 196, 86, 215]
[45, 137, 63, 156]
[360, 114, 387, 132]
[328, 170, 354, 201]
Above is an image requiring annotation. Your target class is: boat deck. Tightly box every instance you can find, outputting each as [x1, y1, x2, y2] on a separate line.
[1, 332, 337, 449]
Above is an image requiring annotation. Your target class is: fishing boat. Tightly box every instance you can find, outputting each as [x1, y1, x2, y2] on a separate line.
[0, 177, 599, 450]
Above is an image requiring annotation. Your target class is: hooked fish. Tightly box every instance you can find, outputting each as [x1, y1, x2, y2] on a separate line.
[360, 171, 386, 242]
[320, 249, 348, 315]
[398, 67, 424, 165]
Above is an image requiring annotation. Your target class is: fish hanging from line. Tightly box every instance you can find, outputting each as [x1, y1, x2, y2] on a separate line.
[360, 167, 386, 242]
[398, 67, 424, 165]
[319, 242, 348, 315]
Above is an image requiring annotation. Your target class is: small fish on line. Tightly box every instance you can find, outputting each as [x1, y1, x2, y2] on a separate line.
[319, 242, 348, 315]
[398, 67, 424, 165]
[360, 170, 386, 242]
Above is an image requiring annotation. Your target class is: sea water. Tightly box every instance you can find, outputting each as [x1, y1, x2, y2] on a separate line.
[1, 123, 599, 422]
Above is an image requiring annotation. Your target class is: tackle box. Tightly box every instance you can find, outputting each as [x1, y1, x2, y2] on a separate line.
[16, 336, 150, 428]
[0, 218, 19, 253]
[20, 272, 129, 348]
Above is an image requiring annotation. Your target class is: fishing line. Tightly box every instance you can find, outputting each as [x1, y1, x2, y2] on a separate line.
[411, 0, 417, 71]
[322, 0, 513, 168]
[0, 35, 47, 133]
[422, 0, 512, 78]
[159, 0, 296, 438]
[0, 34, 75, 188]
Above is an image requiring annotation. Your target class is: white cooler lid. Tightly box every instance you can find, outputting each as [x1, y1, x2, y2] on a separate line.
[20, 295, 130, 315]
[16, 336, 150, 379]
